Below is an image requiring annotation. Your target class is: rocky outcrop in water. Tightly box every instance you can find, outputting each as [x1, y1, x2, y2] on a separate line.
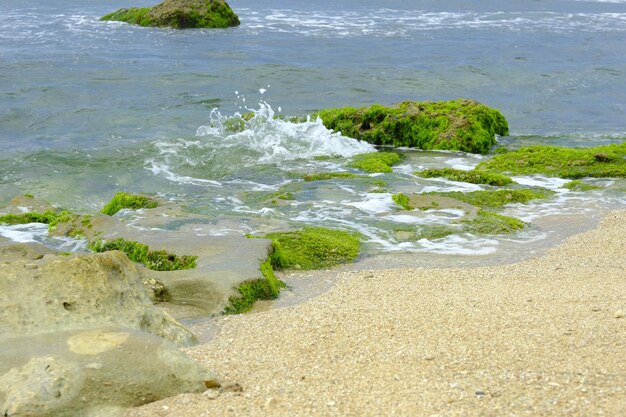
[100, 0, 240, 29]
[315, 99, 509, 154]
[0, 249, 216, 416]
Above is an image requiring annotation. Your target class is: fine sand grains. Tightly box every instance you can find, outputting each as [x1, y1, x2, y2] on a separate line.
[126, 211, 626, 417]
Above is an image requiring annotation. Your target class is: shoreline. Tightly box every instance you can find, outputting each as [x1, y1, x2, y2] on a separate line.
[125, 209, 626, 417]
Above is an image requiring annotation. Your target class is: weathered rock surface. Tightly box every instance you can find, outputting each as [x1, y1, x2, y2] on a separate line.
[0, 251, 195, 346]
[0, 251, 217, 416]
[0, 328, 215, 417]
[100, 0, 240, 29]
[93, 203, 275, 318]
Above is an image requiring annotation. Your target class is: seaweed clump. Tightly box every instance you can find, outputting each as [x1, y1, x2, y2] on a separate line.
[303, 172, 363, 181]
[349, 152, 401, 173]
[477, 142, 626, 178]
[315, 99, 508, 154]
[223, 259, 286, 314]
[101, 192, 158, 216]
[265, 227, 361, 270]
[100, 0, 240, 29]
[88, 238, 197, 271]
[415, 168, 514, 186]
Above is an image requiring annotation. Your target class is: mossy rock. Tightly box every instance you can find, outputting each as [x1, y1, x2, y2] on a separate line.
[349, 152, 402, 173]
[423, 188, 554, 209]
[562, 180, 602, 191]
[265, 227, 361, 270]
[303, 172, 364, 181]
[315, 99, 508, 154]
[101, 192, 158, 216]
[100, 0, 240, 29]
[223, 259, 286, 315]
[88, 238, 197, 271]
[477, 142, 626, 178]
[415, 168, 514, 186]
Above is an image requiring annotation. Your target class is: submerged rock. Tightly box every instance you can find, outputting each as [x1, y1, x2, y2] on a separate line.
[315, 99, 508, 154]
[100, 0, 240, 29]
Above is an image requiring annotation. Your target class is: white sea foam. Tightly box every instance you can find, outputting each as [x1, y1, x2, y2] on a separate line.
[0, 223, 87, 252]
[147, 101, 375, 185]
[240, 8, 626, 37]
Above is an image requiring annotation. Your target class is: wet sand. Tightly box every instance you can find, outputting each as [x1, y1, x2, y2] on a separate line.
[125, 210, 626, 417]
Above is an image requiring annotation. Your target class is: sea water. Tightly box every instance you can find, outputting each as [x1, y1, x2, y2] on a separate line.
[0, 0, 625, 259]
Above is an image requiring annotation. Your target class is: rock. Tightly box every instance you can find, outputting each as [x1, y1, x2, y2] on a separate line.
[0, 251, 195, 346]
[0, 329, 217, 417]
[0, 241, 56, 262]
[0, 251, 217, 416]
[314, 99, 509, 154]
[100, 0, 240, 29]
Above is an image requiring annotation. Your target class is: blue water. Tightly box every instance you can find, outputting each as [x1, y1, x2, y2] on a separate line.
[1, 0, 625, 256]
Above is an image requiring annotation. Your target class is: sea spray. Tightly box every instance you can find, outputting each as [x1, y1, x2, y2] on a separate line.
[146, 101, 375, 184]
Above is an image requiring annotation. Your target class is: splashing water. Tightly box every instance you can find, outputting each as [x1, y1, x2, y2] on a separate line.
[145, 101, 375, 184]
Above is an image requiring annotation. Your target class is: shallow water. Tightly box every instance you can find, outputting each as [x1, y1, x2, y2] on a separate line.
[1, 0, 625, 259]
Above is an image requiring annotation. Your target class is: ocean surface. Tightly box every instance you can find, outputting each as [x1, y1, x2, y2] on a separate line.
[1, 0, 625, 259]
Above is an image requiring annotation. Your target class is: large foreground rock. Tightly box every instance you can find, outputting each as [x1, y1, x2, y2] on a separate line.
[0, 250, 195, 346]
[0, 251, 217, 416]
[100, 0, 240, 29]
[315, 99, 509, 154]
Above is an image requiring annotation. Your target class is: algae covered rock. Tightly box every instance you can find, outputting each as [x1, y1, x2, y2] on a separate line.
[315, 99, 508, 154]
[100, 0, 240, 29]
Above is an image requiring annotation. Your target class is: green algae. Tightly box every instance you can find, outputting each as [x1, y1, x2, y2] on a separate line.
[462, 210, 526, 235]
[100, 0, 240, 29]
[0, 211, 64, 226]
[415, 168, 514, 186]
[266, 227, 361, 270]
[425, 189, 554, 209]
[223, 258, 286, 315]
[100, 7, 153, 26]
[562, 180, 602, 191]
[303, 172, 364, 181]
[349, 152, 401, 173]
[315, 99, 508, 154]
[88, 238, 197, 271]
[477, 142, 626, 178]
[101, 192, 158, 216]
[392, 193, 411, 210]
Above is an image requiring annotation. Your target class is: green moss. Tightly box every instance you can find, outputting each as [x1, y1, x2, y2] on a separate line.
[101, 192, 158, 216]
[562, 180, 602, 191]
[349, 152, 401, 173]
[425, 189, 554, 209]
[266, 227, 361, 270]
[223, 258, 286, 315]
[392, 193, 412, 210]
[415, 168, 514, 186]
[463, 210, 526, 235]
[88, 238, 197, 271]
[23, 193, 34, 199]
[477, 142, 626, 178]
[315, 99, 508, 154]
[101, 1, 240, 29]
[0, 211, 63, 225]
[303, 172, 363, 181]
[100, 7, 153, 26]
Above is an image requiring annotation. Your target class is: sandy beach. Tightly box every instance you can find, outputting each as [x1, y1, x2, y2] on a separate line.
[125, 210, 626, 417]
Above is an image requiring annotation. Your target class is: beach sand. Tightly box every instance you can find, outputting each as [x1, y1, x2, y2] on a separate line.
[125, 210, 626, 417]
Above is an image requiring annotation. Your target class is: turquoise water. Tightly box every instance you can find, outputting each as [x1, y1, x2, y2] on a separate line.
[1, 0, 625, 256]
